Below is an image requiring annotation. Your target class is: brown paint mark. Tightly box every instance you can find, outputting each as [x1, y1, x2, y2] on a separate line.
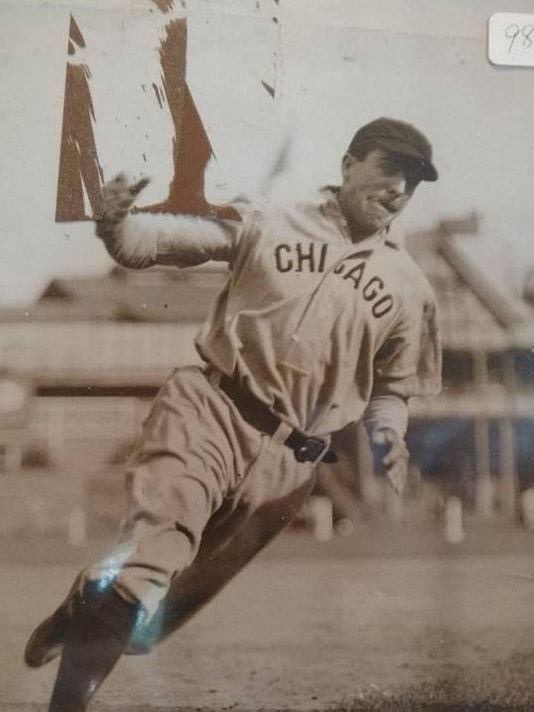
[267, 135, 290, 182]
[68, 40, 75, 56]
[159, 19, 187, 157]
[69, 15, 86, 49]
[148, 0, 174, 12]
[152, 82, 165, 108]
[140, 19, 239, 219]
[56, 16, 103, 221]
[56, 14, 238, 223]
[261, 80, 275, 98]
[164, 83, 213, 215]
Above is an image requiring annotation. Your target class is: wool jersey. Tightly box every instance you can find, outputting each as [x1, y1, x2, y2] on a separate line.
[119, 188, 441, 436]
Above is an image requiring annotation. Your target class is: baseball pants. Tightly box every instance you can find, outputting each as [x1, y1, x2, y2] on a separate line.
[83, 365, 318, 642]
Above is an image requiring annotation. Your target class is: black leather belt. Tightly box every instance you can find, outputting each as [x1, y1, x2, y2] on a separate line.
[219, 374, 337, 464]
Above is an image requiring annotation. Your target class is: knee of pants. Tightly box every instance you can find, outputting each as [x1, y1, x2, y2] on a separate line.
[123, 456, 224, 541]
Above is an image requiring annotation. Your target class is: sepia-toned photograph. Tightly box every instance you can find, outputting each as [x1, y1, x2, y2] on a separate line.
[1, 1, 534, 709]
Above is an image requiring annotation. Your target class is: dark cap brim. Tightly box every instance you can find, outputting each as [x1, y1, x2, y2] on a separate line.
[374, 137, 438, 182]
[420, 162, 438, 182]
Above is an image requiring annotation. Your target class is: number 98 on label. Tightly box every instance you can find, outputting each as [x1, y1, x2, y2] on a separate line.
[488, 13, 534, 67]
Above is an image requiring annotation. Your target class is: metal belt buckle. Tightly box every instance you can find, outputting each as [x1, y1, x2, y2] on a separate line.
[294, 436, 328, 463]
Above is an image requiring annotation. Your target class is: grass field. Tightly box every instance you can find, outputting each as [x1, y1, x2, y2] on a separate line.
[2, 519, 534, 711]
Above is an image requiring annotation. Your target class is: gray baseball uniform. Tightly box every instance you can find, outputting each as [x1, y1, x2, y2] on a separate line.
[80, 186, 440, 629]
[24, 118, 442, 712]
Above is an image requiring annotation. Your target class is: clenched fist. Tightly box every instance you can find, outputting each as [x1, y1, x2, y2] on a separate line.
[370, 428, 409, 494]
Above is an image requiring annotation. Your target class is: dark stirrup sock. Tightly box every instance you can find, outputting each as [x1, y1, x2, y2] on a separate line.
[48, 587, 141, 712]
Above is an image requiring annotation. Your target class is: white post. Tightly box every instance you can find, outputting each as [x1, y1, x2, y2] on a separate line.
[444, 496, 465, 543]
[307, 496, 333, 543]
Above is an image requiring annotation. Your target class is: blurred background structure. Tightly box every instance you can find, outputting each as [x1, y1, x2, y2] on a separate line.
[1, 0, 534, 550]
[1, 214, 533, 546]
[3, 5, 534, 710]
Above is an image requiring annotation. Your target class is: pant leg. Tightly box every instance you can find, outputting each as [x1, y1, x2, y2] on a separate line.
[139, 419, 318, 645]
[85, 366, 265, 620]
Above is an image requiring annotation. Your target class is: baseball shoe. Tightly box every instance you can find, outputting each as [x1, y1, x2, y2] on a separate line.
[24, 575, 82, 668]
[24, 574, 156, 664]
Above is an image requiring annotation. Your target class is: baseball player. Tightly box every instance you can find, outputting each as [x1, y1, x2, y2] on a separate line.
[25, 117, 441, 711]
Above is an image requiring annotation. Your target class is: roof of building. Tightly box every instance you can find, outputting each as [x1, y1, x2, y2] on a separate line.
[1, 218, 532, 355]
[406, 216, 534, 350]
[1, 265, 229, 325]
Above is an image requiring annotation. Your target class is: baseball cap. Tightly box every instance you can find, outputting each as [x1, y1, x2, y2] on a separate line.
[348, 117, 438, 182]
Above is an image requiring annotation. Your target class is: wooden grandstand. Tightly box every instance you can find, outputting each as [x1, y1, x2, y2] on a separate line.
[0, 217, 533, 536]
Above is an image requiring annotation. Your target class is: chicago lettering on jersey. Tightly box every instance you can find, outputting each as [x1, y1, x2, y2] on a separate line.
[273, 243, 393, 318]
[274, 242, 328, 273]
[333, 259, 394, 318]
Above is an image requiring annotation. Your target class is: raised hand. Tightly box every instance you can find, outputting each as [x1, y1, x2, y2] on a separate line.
[95, 174, 150, 240]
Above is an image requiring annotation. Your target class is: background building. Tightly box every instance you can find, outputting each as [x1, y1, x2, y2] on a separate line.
[1, 217, 532, 541]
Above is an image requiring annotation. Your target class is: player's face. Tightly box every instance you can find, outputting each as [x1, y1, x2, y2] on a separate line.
[338, 148, 418, 240]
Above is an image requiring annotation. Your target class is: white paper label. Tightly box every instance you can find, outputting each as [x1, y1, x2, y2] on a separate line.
[489, 13, 534, 66]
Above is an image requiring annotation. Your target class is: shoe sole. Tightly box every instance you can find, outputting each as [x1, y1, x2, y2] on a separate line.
[24, 574, 83, 668]
[24, 610, 69, 667]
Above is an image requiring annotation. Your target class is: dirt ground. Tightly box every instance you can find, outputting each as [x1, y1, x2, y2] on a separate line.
[3, 523, 534, 711]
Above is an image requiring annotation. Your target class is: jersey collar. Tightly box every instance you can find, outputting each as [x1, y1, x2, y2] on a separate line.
[319, 185, 387, 250]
